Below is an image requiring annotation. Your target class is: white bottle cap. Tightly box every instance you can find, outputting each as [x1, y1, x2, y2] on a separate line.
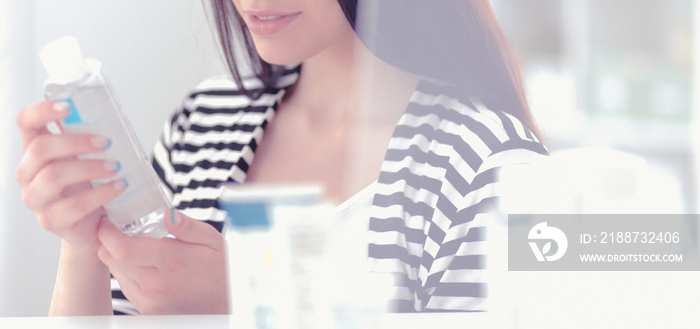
[39, 36, 88, 84]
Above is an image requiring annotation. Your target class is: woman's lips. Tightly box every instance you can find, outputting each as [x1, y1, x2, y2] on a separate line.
[244, 11, 301, 36]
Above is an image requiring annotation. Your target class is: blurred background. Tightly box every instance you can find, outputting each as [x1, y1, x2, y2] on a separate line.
[0, 0, 698, 320]
[493, 0, 695, 214]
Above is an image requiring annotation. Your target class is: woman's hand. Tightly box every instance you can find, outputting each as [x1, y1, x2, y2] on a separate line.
[97, 209, 229, 315]
[16, 100, 125, 253]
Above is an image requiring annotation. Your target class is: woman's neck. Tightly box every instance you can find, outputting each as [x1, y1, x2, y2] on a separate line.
[282, 29, 359, 125]
[250, 32, 420, 202]
[282, 31, 419, 129]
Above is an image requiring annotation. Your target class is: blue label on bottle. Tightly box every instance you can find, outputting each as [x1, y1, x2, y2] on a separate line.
[57, 98, 83, 124]
[220, 202, 270, 228]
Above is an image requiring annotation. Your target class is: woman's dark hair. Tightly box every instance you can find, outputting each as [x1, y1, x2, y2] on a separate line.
[207, 0, 541, 138]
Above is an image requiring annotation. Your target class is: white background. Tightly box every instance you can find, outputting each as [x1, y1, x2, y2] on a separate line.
[0, 0, 224, 316]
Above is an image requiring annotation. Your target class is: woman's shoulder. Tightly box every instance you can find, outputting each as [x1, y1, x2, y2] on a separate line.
[408, 78, 548, 170]
[191, 75, 246, 95]
[171, 76, 256, 123]
[183, 76, 267, 109]
[181, 65, 301, 112]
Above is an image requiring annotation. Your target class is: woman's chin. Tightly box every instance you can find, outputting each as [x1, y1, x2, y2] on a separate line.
[259, 56, 300, 66]
[255, 46, 306, 66]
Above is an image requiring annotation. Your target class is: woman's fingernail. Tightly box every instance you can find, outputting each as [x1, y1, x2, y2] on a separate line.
[170, 207, 180, 224]
[91, 136, 111, 149]
[104, 161, 121, 172]
[114, 178, 128, 191]
[53, 102, 70, 112]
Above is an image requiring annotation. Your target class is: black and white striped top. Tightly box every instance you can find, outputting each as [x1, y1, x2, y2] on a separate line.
[110, 65, 548, 314]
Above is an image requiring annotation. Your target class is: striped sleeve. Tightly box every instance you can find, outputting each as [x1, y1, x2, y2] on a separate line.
[151, 67, 298, 224]
[368, 79, 548, 312]
[151, 75, 267, 228]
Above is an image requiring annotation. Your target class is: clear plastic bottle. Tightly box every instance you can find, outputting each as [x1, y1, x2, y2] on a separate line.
[40, 36, 169, 238]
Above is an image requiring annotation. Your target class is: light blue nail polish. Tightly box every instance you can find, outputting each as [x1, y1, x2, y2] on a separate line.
[121, 178, 128, 189]
[170, 207, 176, 224]
[113, 161, 121, 172]
[103, 138, 112, 150]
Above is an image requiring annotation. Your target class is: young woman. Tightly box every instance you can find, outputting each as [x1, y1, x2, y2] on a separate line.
[15, 0, 547, 315]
